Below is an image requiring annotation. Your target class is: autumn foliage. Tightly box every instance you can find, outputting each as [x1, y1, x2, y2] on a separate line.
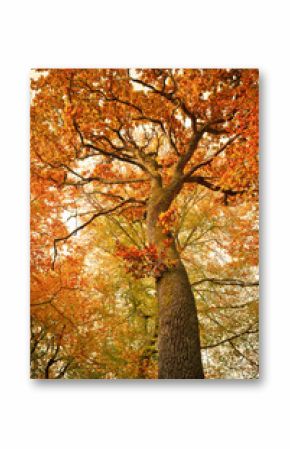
[30, 68, 259, 379]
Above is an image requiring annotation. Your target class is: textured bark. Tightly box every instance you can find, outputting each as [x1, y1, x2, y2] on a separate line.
[157, 261, 204, 379]
[147, 179, 204, 379]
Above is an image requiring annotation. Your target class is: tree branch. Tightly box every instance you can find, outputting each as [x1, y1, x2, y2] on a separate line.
[184, 176, 245, 196]
[52, 200, 138, 269]
[200, 299, 258, 312]
[60, 163, 149, 186]
[183, 134, 240, 181]
[201, 327, 258, 349]
[192, 278, 259, 287]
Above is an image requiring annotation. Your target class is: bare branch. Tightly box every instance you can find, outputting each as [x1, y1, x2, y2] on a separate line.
[192, 278, 259, 288]
[200, 299, 258, 312]
[201, 327, 258, 350]
[52, 200, 138, 269]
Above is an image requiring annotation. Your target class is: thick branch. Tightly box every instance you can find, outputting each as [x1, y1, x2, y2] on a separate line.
[185, 176, 245, 196]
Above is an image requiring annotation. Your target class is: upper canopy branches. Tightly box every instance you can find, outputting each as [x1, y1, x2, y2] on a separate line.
[31, 68, 258, 199]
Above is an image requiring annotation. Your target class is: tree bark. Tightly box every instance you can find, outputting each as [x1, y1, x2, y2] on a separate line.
[156, 260, 204, 379]
[147, 180, 204, 379]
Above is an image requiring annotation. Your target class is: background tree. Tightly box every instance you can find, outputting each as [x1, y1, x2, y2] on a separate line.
[31, 68, 259, 379]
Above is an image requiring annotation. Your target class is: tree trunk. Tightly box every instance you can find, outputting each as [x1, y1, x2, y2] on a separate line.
[156, 259, 204, 379]
[147, 181, 204, 379]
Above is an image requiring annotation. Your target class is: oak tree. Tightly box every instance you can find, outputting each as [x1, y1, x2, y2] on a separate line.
[31, 68, 259, 379]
